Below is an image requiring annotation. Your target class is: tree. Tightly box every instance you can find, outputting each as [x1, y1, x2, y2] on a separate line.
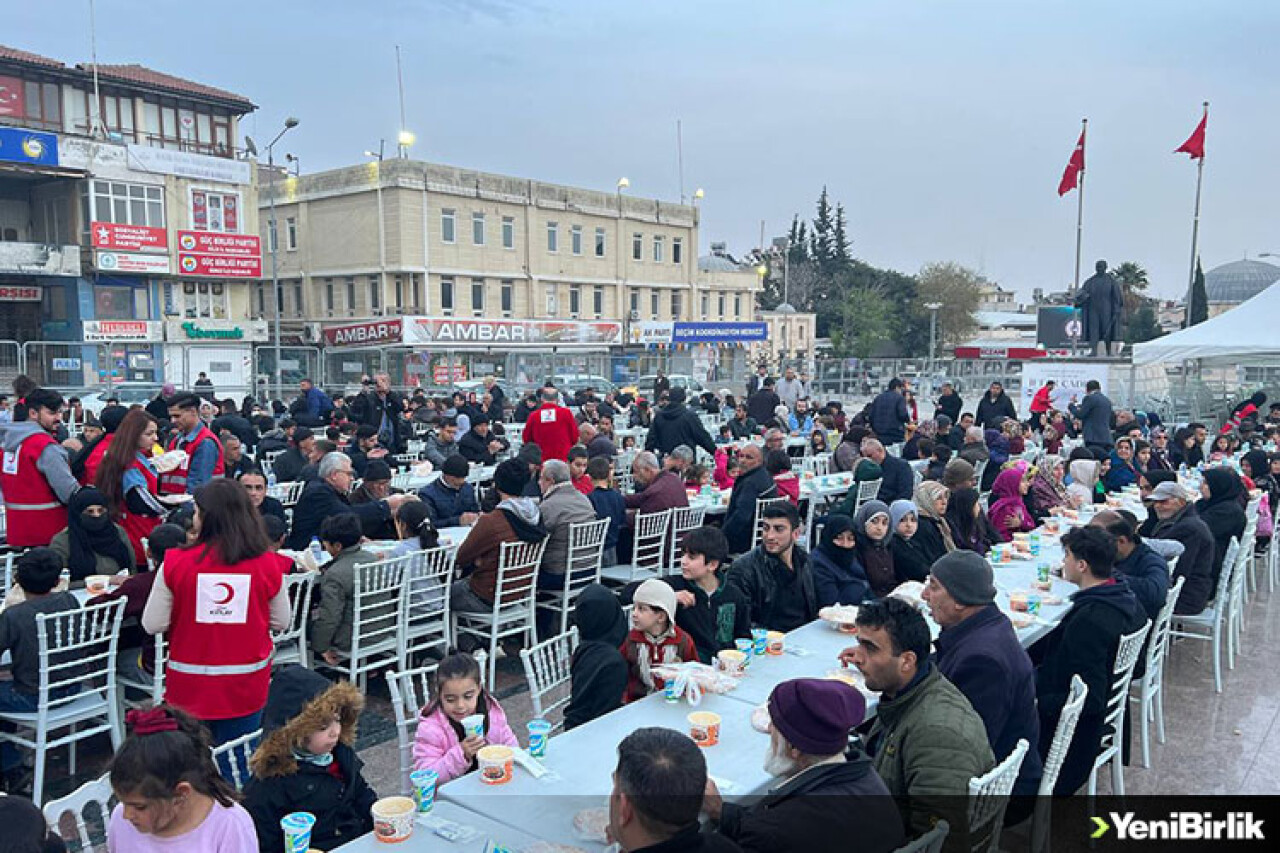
[832, 204, 853, 271]
[1187, 257, 1208, 327]
[1112, 261, 1151, 313]
[913, 262, 984, 348]
[810, 187, 835, 275]
[834, 286, 899, 359]
[1125, 304, 1164, 344]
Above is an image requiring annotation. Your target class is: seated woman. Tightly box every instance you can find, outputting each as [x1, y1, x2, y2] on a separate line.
[1065, 458, 1099, 508]
[988, 467, 1036, 543]
[49, 486, 136, 580]
[1028, 454, 1069, 521]
[1104, 436, 1141, 492]
[911, 480, 956, 562]
[810, 514, 870, 606]
[809, 429, 829, 456]
[888, 499, 931, 583]
[945, 487, 996, 555]
[854, 500, 897, 598]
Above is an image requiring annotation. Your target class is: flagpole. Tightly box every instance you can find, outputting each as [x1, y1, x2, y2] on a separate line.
[1072, 118, 1087, 357]
[1185, 101, 1208, 313]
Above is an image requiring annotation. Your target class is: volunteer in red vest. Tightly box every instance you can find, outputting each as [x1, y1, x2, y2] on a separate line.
[95, 408, 168, 565]
[1029, 380, 1055, 432]
[72, 404, 128, 487]
[142, 478, 291, 745]
[522, 385, 578, 462]
[159, 392, 225, 495]
[0, 387, 80, 547]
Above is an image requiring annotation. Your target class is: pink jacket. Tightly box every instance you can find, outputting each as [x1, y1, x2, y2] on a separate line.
[774, 473, 800, 506]
[412, 699, 519, 784]
[713, 449, 736, 490]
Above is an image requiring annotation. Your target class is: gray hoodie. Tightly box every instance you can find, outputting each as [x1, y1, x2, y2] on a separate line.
[0, 421, 79, 504]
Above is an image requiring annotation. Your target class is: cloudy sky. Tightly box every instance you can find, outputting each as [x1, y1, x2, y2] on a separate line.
[11, 0, 1279, 300]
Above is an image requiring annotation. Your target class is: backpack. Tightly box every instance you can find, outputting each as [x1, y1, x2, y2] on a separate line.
[1258, 492, 1274, 540]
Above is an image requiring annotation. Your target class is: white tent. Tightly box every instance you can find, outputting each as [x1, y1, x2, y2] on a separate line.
[1132, 282, 1280, 365]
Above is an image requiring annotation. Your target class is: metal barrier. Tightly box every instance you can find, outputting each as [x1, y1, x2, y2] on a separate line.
[253, 345, 324, 402]
[22, 341, 114, 392]
[0, 340, 23, 389]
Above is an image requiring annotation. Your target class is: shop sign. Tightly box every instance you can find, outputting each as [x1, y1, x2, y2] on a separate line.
[91, 221, 168, 253]
[82, 320, 162, 342]
[52, 358, 81, 371]
[126, 144, 250, 185]
[96, 251, 172, 275]
[181, 321, 242, 340]
[672, 322, 767, 343]
[628, 322, 674, 345]
[176, 230, 262, 278]
[166, 319, 267, 343]
[323, 319, 403, 348]
[0, 126, 58, 166]
[404, 317, 623, 347]
[433, 364, 467, 384]
[0, 285, 40, 301]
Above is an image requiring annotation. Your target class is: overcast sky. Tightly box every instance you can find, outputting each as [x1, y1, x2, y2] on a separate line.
[11, 0, 1279, 300]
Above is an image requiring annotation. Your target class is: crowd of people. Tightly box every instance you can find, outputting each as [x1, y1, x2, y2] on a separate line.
[0, 367, 1274, 852]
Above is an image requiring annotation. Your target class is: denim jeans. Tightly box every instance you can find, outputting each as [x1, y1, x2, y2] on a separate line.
[0, 681, 39, 772]
[203, 709, 264, 783]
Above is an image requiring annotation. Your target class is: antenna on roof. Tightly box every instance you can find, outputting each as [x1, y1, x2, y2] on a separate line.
[86, 0, 105, 138]
[677, 119, 685, 205]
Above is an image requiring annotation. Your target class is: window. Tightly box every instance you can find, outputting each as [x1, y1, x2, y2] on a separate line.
[20, 81, 62, 130]
[650, 291, 659, 318]
[472, 278, 485, 314]
[718, 294, 726, 316]
[569, 286, 581, 316]
[441, 277, 455, 314]
[258, 285, 267, 316]
[346, 277, 356, 310]
[293, 282, 303, 314]
[369, 277, 381, 313]
[441, 209, 456, 243]
[267, 221, 277, 253]
[571, 225, 583, 256]
[502, 216, 515, 249]
[500, 280, 513, 314]
[546, 221, 558, 253]
[633, 233, 643, 261]
[595, 227, 606, 257]
[701, 294, 709, 317]
[325, 279, 335, 313]
[671, 291, 682, 319]
[653, 236, 665, 263]
[191, 189, 241, 233]
[175, 282, 228, 319]
[630, 290, 639, 314]
[673, 237, 683, 265]
[411, 274, 422, 310]
[472, 211, 486, 246]
[286, 217, 297, 250]
[277, 285, 285, 314]
[88, 181, 164, 228]
[734, 295, 742, 318]
[593, 286, 603, 317]
[394, 275, 404, 310]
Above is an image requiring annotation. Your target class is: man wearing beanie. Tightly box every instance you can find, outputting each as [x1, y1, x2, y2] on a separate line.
[644, 385, 716, 459]
[458, 413, 508, 465]
[704, 678, 905, 852]
[417, 454, 480, 529]
[922, 552, 1042, 819]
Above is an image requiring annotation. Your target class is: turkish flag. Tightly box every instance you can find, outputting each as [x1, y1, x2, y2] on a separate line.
[1175, 112, 1207, 160]
[1058, 129, 1085, 196]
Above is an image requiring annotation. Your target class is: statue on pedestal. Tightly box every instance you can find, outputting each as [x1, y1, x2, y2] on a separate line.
[1075, 259, 1124, 357]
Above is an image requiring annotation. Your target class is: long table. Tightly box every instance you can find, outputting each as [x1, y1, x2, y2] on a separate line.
[331, 800, 548, 851]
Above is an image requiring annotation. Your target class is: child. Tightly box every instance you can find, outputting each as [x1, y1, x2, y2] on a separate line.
[888, 500, 931, 583]
[244, 667, 377, 851]
[0, 793, 67, 851]
[413, 651, 518, 783]
[684, 463, 710, 491]
[713, 447, 737, 490]
[622, 435, 637, 450]
[391, 499, 441, 557]
[568, 445, 593, 496]
[0, 548, 79, 792]
[564, 584, 629, 730]
[662, 526, 750, 664]
[586, 456, 625, 567]
[620, 578, 699, 703]
[310, 514, 377, 668]
[765, 449, 800, 506]
[263, 514, 289, 553]
[717, 424, 734, 445]
[107, 704, 257, 851]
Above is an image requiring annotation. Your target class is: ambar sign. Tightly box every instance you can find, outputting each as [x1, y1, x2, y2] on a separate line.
[323, 319, 402, 347]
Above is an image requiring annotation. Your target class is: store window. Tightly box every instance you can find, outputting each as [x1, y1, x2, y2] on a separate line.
[175, 282, 228, 319]
[191, 189, 241, 233]
[94, 286, 135, 321]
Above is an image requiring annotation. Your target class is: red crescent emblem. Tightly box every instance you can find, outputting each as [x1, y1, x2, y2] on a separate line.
[213, 582, 235, 605]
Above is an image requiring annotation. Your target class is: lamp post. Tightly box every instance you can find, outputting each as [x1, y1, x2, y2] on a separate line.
[268, 117, 299, 400]
[616, 177, 629, 337]
[364, 142, 387, 321]
[924, 301, 943, 377]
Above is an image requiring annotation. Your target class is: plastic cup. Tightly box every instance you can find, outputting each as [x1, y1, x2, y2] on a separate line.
[751, 628, 768, 656]
[477, 745, 515, 785]
[409, 769, 438, 814]
[735, 638, 754, 666]
[371, 797, 415, 843]
[1027, 593, 1042, 616]
[461, 713, 485, 739]
[716, 649, 747, 676]
[688, 712, 721, 747]
[766, 631, 785, 656]
[663, 677, 682, 703]
[1009, 591, 1029, 612]
[526, 718, 551, 758]
[280, 812, 316, 852]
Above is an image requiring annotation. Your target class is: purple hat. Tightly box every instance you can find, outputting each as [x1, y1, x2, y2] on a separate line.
[767, 678, 866, 756]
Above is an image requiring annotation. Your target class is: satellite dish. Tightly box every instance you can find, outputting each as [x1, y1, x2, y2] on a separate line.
[244, 136, 259, 156]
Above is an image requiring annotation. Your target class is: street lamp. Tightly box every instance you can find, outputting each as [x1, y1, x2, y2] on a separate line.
[267, 116, 300, 400]
[923, 301, 943, 376]
[616, 177, 629, 328]
[366, 142, 388, 321]
[285, 152, 300, 177]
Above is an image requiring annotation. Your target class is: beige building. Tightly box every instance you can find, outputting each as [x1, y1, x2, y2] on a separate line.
[753, 308, 817, 369]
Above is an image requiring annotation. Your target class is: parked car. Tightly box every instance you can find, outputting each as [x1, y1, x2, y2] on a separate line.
[635, 373, 705, 400]
[79, 384, 161, 416]
[544, 374, 618, 397]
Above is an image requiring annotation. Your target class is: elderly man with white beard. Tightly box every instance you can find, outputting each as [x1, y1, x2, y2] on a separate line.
[700, 678, 905, 853]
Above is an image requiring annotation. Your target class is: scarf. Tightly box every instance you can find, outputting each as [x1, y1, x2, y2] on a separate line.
[913, 480, 957, 552]
[67, 486, 134, 579]
[291, 747, 335, 768]
[1034, 455, 1069, 501]
[817, 514, 856, 571]
[635, 624, 681, 691]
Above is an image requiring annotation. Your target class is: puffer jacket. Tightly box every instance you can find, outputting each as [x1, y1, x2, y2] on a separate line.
[244, 668, 378, 852]
[862, 663, 996, 853]
[412, 696, 518, 784]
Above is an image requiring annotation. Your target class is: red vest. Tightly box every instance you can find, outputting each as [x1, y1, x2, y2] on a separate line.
[163, 545, 287, 720]
[120, 456, 162, 566]
[1, 430, 68, 547]
[79, 432, 114, 487]
[159, 426, 225, 494]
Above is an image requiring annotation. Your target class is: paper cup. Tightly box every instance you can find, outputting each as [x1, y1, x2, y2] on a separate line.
[751, 628, 768, 656]
[280, 812, 316, 852]
[734, 638, 754, 666]
[527, 718, 551, 758]
[409, 769, 438, 813]
[85, 574, 111, 595]
[478, 745, 515, 785]
[371, 797, 415, 843]
[1009, 591, 1029, 612]
[688, 711, 721, 747]
[716, 649, 747, 676]
[461, 713, 485, 739]
[766, 631, 785, 656]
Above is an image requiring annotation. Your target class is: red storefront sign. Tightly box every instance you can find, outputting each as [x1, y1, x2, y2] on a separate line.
[953, 346, 1049, 360]
[0, 285, 40, 301]
[433, 364, 467, 384]
[90, 221, 168, 253]
[322, 319, 403, 348]
[176, 230, 262, 278]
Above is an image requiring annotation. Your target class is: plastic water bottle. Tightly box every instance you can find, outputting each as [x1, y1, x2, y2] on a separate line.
[59, 568, 71, 590]
[309, 537, 325, 566]
[267, 468, 277, 488]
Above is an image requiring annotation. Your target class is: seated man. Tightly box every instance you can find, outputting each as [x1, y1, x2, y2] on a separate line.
[704, 678, 904, 853]
[843, 597, 995, 851]
[721, 443, 777, 555]
[423, 417, 459, 467]
[309, 514, 377, 667]
[417, 455, 480, 529]
[345, 424, 389, 477]
[1144, 481, 1214, 614]
[724, 503, 817, 633]
[458, 414, 507, 465]
[1089, 512, 1170, 623]
[537, 459, 598, 592]
[624, 451, 689, 517]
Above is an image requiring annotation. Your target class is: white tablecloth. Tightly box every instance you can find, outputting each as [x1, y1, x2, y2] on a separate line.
[331, 800, 548, 852]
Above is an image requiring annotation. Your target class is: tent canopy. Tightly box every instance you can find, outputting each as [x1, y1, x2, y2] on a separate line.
[1132, 282, 1280, 365]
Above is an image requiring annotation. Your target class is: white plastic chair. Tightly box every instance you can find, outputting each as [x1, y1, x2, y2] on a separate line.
[1170, 536, 1238, 693]
[392, 452, 421, 467]
[119, 633, 169, 709]
[386, 663, 440, 795]
[0, 598, 126, 806]
[267, 480, 305, 506]
[391, 471, 415, 491]
[667, 506, 707, 574]
[272, 571, 318, 669]
[750, 497, 792, 550]
[519, 627, 579, 733]
[1130, 576, 1185, 768]
[967, 738, 1028, 853]
[399, 546, 456, 666]
[210, 727, 262, 791]
[1032, 676, 1087, 850]
[1, 550, 16, 593]
[538, 518, 608, 636]
[1227, 523, 1254, 663]
[1087, 620, 1151, 796]
[453, 539, 547, 689]
[42, 772, 114, 852]
[601, 509, 671, 585]
[892, 820, 949, 853]
[853, 478, 882, 515]
[319, 555, 409, 691]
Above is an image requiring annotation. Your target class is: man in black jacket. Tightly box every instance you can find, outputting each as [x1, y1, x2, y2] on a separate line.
[457, 415, 507, 465]
[210, 398, 256, 450]
[272, 427, 314, 483]
[975, 382, 1017, 429]
[868, 379, 910, 445]
[349, 372, 406, 452]
[861, 438, 914, 503]
[725, 502, 817, 632]
[934, 382, 963, 423]
[1146, 481, 1216, 614]
[344, 424, 389, 478]
[645, 387, 716, 458]
[287, 452, 406, 549]
[721, 443, 778, 555]
[1068, 380, 1114, 453]
[1095, 513, 1170, 622]
[745, 379, 780, 425]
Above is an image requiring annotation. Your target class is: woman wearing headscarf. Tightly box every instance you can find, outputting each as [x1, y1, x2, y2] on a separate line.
[1197, 468, 1247, 589]
[945, 487, 996, 555]
[901, 419, 937, 461]
[810, 514, 870, 607]
[1065, 458, 1098, 508]
[853, 500, 897, 598]
[1170, 427, 1203, 469]
[912, 480, 956, 560]
[1028, 454, 1070, 521]
[1241, 449, 1271, 495]
[49, 487, 136, 580]
[988, 467, 1036, 543]
[888, 499, 931, 583]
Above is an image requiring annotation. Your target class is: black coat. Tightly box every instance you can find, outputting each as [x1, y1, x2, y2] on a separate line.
[975, 392, 1017, 429]
[272, 446, 308, 483]
[877, 455, 914, 504]
[722, 466, 778, 554]
[912, 515, 950, 564]
[724, 545, 817, 633]
[286, 480, 391, 550]
[745, 389, 780, 425]
[1114, 541, 1171, 623]
[1196, 497, 1247, 591]
[1150, 504, 1216, 614]
[458, 428, 500, 465]
[935, 392, 963, 423]
[349, 389, 407, 452]
[868, 390, 909, 445]
[244, 743, 376, 851]
[889, 535, 932, 584]
[646, 402, 716, 458]
[565, 584, 628, 730]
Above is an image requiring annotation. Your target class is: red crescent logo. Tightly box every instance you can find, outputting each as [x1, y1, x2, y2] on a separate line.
[213, 582, 235, 605]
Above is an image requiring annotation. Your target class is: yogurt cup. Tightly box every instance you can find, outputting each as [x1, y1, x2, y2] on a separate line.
[751, 628, 768, 656]
[478, 745, 515, 784]
[716, 649, 747, 676]
[84, 574, 111, 595]
[663, 677, 682, 703]
[766, 631, 785, 656]
[461, 713, 485, 739]
[409, 769, 437, 813]
[1009, 591, 1029, 612]
[526, 718, 551, 758]
[734, 638, 754, 666]
[280, 811, 316, 852]
[688, 711, 721, 747]
[371, 797, 415, 842]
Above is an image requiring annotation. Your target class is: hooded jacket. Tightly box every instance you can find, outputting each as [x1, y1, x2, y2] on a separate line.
[1030, 578, 1147, 796]
[645, 401, 717, 458]
[565, 584, 629, 729]
[455, 497, 547, 603]
[853, 500, 896, 599]
[1196, 469, 1248, 590]
[658, 574, 752, 664]
[244, 667, 377, 851]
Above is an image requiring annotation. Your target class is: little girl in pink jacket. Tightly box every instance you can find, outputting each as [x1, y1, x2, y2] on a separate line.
[412, 652, 518, 784]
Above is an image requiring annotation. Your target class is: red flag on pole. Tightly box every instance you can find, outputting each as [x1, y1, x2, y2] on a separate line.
[1058, 128, 1085, 196]
[1175, 107, 1207, 159]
